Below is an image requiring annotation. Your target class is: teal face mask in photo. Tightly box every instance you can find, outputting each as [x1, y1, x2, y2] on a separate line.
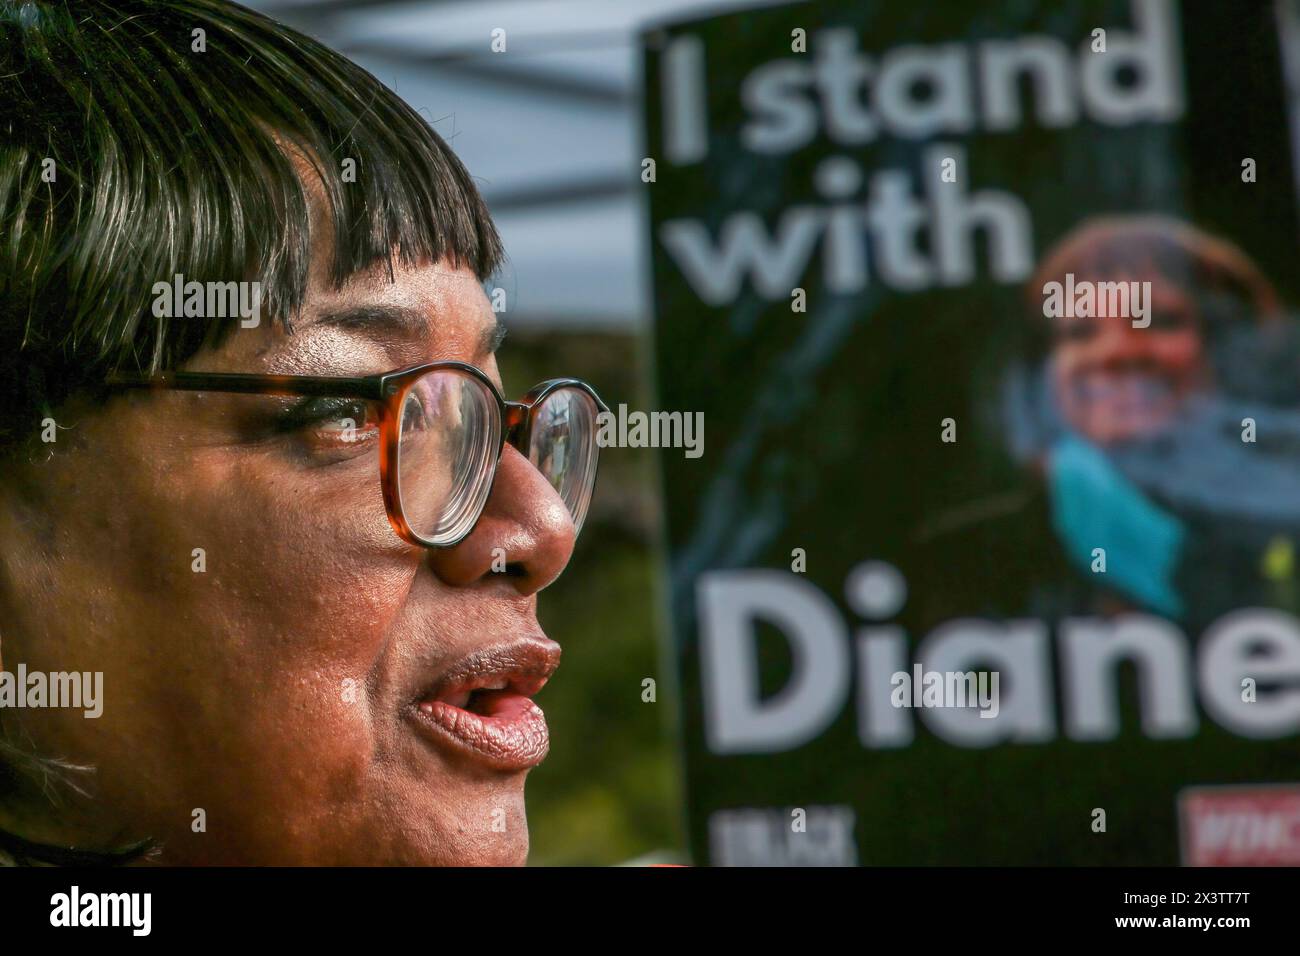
[1048, 432, 1186, 619]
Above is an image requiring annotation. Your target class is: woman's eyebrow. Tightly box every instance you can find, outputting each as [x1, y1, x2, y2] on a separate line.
[306, 304, 507, 355]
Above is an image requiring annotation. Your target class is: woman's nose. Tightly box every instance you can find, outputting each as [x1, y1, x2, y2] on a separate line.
[423, 443, 577, 594]
[1092, 316, 1157, 365]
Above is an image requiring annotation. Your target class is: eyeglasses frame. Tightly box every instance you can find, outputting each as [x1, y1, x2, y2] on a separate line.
[104, 363, 608, 549]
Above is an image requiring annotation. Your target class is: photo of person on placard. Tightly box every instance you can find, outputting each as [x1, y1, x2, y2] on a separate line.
[917, 215, 1300, 631]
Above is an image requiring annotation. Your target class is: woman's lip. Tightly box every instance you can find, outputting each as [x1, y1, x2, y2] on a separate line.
[419, 637, 561, 704]
[411, 693, 550, 771]
[406, 636, 560, 771]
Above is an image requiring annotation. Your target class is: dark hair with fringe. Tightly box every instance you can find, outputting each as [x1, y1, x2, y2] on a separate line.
[0, 0, 504, 454]
[0, 0, 504, 863]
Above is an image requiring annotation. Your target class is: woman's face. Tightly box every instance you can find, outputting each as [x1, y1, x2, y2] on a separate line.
[0, 246, 577, 864]
[1050, 270, 1208, 445]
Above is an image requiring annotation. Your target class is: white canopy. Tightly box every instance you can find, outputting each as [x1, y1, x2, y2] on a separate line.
[250, 0, 800, 329]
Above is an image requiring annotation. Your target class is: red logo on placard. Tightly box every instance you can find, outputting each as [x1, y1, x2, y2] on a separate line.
[1180, 785, 1300, 866]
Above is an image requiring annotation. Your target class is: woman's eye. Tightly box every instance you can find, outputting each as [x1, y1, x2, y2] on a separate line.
[1056, 320, 1096, 343]
[279, 398, 378, 446]
[1148, 309, 1194, 332]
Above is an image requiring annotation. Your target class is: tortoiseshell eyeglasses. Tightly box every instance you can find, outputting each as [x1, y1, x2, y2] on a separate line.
[106, 363, 607, 548]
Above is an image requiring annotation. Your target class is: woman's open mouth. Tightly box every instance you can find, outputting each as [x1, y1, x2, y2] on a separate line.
[408, 637, 561, 772]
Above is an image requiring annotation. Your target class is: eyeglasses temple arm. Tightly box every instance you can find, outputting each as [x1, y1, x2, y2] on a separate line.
[104, 370, 385, 400]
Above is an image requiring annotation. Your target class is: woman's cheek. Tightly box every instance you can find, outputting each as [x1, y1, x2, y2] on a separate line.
[1153, 333, 1207, 382]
